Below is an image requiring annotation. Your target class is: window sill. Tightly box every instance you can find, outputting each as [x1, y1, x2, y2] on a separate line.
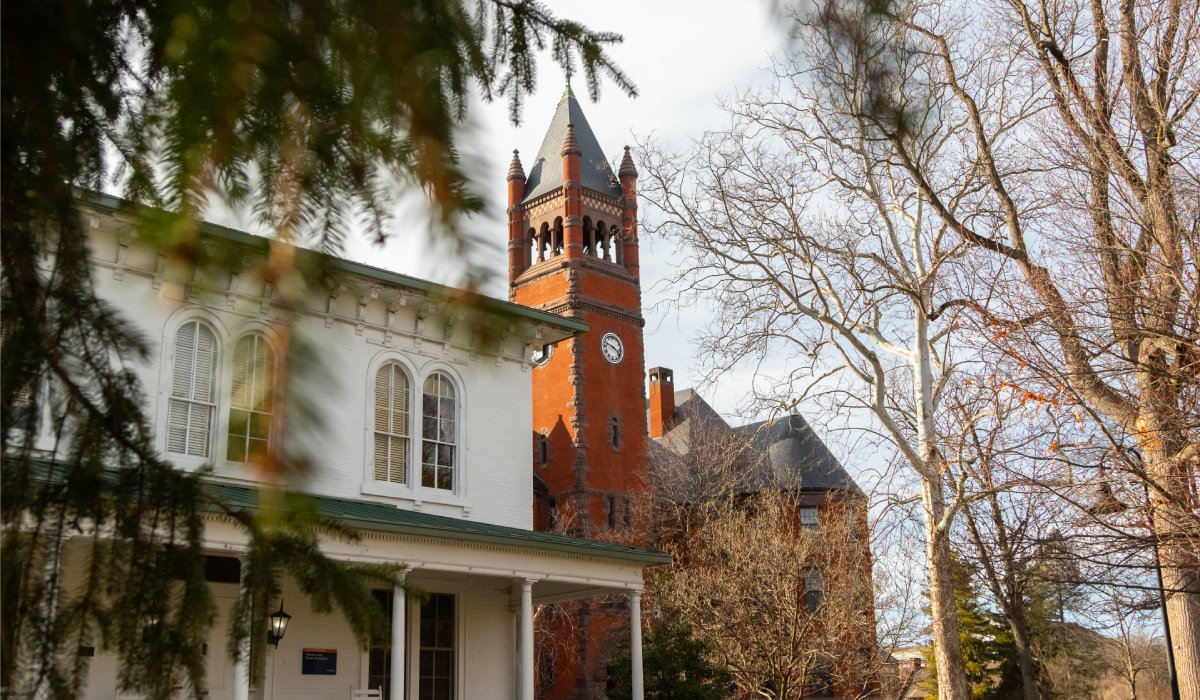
[360, 480, 469, 513]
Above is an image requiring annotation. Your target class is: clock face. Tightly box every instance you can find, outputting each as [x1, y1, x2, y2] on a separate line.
[600, 332, 624, 365]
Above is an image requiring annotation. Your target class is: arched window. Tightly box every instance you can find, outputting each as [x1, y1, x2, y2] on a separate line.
[421, 372, 457, 490]
[582, 216, 594, 255]
[227, 333, 274, 463]
[374, 363, 411, 484]
[597, 220, 610, 261]
[538, 223, 549, 262]
[552, 217, 564, 256]
[527, 227, 537, 266]
[536, 430, 549, 466]
[167, 321, 218, 457]
[609, 225, 622, 264]
[609, 415, 621, 450]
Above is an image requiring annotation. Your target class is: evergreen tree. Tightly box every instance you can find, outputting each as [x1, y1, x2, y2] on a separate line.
[921, 554, 1022, 699]
[606, 617, 731, 700]
[1, 1, 634, 696]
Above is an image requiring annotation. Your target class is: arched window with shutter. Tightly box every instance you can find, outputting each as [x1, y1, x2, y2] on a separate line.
[227, 333, 274, 463]
[167, 320, 218, 457]
[421, 372, 457, 490]
[374, 363, 410, 484]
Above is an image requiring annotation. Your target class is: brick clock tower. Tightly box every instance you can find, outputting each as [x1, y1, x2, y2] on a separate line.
[506, 84, 647, 698]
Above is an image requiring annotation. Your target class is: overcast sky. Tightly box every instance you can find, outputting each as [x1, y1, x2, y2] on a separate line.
[339, 1, 788, 421]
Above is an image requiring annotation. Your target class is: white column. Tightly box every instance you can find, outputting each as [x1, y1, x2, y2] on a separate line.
[233, 556, 251, 700]
[390, 569, 410, 700]
[630, 590, 644, 700]
[518, 578, 536, 700]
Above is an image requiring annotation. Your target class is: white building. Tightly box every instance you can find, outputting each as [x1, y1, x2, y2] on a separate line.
[35, 192, 664, 700]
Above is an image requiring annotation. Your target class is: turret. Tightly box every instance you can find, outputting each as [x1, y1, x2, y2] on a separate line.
[561, 123, 583, 259]
[618, 146, 640, 278]
[507, 149, 527, 278]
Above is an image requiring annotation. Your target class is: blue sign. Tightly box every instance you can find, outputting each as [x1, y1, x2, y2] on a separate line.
[301, 648, 337, 675]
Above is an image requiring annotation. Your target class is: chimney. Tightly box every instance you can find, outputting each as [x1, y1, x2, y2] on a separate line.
[648, 367, 675, 439]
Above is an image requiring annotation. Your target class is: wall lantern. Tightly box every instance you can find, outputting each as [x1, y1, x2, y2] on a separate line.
[267, 599, 292, 648]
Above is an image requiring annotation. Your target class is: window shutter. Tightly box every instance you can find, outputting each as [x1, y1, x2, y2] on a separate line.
[391, 368, 408, 435]
[171, 321, 196, 398]
[373, 364, 409, 484]
[193, 323, 216, 402]
[167, 399, 189, 454]
[167, 321, 216, 457]
[186, 403, 210, 456]
[375, 366, 391, 431]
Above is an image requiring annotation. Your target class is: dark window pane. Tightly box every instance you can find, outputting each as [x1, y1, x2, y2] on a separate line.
[248, 438, 268, 459]
[227, 438, 246, 463]
[229, 409, 248, 436]
[249, 412, 270, 439]
[434, 649, 451, 676]
[204, 556, 241, 583]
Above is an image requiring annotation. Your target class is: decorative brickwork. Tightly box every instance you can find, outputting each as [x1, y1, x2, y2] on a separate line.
[509, 91, 648, 699]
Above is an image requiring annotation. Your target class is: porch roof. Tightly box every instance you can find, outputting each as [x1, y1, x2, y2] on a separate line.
[23, 460, 669, 565]
[205, 480, 670, 565]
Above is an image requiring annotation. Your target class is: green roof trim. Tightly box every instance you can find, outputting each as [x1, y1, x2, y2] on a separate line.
[22, 460, 669, 565]
[204, 480, 670, 565]
[76, 189, 589, 337]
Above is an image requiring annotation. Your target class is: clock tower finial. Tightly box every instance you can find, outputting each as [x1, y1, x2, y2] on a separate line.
[506, 90, 647, 699]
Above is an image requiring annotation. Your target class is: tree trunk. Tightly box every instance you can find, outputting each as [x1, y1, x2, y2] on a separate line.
[1007, 606, 1041, 700]
[922, 479, 970, 700]
[914, 295, 970, 700]
[1156, 491, 1200, 698]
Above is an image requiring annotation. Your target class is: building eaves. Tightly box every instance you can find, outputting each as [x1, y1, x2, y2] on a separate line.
[76, 189, 589, 338]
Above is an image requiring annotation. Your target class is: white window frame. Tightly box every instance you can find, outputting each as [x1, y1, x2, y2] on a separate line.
[419, 370, 459, 493]
[404, 579, 468, 700]
[223, 330, 278, 466]
[158, 311, 229, 471]
[372, 360, 414, 487]
[361, 357, 467, 506]
[159, 311, 286, 477]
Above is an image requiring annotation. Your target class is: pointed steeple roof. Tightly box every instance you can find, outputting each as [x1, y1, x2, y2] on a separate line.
[507, 149, 525, 181]
[521, 91, 621, 203]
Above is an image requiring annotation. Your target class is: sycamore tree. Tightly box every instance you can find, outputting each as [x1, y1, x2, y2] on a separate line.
[637, 14, 980, 696]
[0, 0, 634, 696]
[643, 0, 1198, 695]
[811, 0, 1199, 692]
